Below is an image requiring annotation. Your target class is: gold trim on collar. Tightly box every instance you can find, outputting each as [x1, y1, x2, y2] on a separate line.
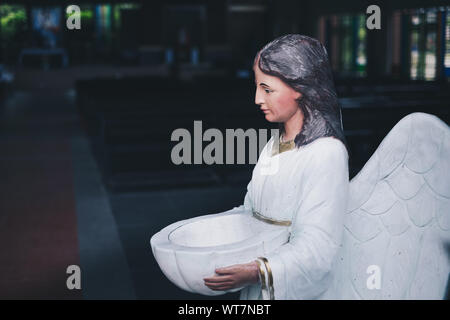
[271, 136, 296, 156]
[252, 210, 292, 226]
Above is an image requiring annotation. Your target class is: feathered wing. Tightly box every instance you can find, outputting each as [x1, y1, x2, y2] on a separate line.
[332, 112, 450, 299]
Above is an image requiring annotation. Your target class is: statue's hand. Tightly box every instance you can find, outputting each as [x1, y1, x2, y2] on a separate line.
[203, 261, 260, 291]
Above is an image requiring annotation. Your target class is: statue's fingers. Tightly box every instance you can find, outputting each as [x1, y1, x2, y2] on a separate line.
[208, 285, 233, 291]
[215, 266, 238, 275]
[203, 275, 233, 283]
[204, 282, 233, 290]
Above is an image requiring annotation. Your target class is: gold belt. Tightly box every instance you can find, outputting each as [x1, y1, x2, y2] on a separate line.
[252, 210, 292, 226]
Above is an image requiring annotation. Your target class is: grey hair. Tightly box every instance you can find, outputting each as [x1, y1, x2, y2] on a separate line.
[255, 34, 347, 150]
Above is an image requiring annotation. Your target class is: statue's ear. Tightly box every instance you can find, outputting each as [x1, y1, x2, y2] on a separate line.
[293, 90, 302, 101]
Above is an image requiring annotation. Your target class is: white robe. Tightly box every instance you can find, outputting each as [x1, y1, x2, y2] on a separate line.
[236, 135, 349, 300]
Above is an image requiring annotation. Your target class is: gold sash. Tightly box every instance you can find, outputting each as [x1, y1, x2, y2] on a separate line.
[252, 210, 292, 226]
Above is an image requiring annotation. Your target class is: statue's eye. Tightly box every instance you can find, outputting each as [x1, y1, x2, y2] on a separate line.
[264, 88, 271, 94]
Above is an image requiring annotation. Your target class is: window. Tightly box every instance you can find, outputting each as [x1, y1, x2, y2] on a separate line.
[445, 8, 450, 77]
[0, 4, 27, 64]
[409, 9, 438, 80]
[0, 5, 27, 43]
[317, 13, 367, 78]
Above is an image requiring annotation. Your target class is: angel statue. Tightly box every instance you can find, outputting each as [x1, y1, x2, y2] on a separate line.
[202, 34, 449, 300]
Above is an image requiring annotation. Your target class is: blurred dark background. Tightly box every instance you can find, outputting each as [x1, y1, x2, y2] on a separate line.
[0, 0, 449, 299]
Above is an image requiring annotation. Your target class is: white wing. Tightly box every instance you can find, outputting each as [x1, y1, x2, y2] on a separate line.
[334, 112, 450, 299]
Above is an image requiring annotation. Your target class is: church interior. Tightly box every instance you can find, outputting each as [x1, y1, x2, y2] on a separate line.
[0, 0, 449, 299]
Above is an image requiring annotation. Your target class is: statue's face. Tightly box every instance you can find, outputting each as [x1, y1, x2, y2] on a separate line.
[253, 60, 302, 123]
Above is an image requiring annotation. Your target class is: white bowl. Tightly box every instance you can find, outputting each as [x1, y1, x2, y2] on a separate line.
[150, 208, 290, 295]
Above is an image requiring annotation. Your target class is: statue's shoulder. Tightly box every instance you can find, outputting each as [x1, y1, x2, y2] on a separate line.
[301, 136, 347, 158]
